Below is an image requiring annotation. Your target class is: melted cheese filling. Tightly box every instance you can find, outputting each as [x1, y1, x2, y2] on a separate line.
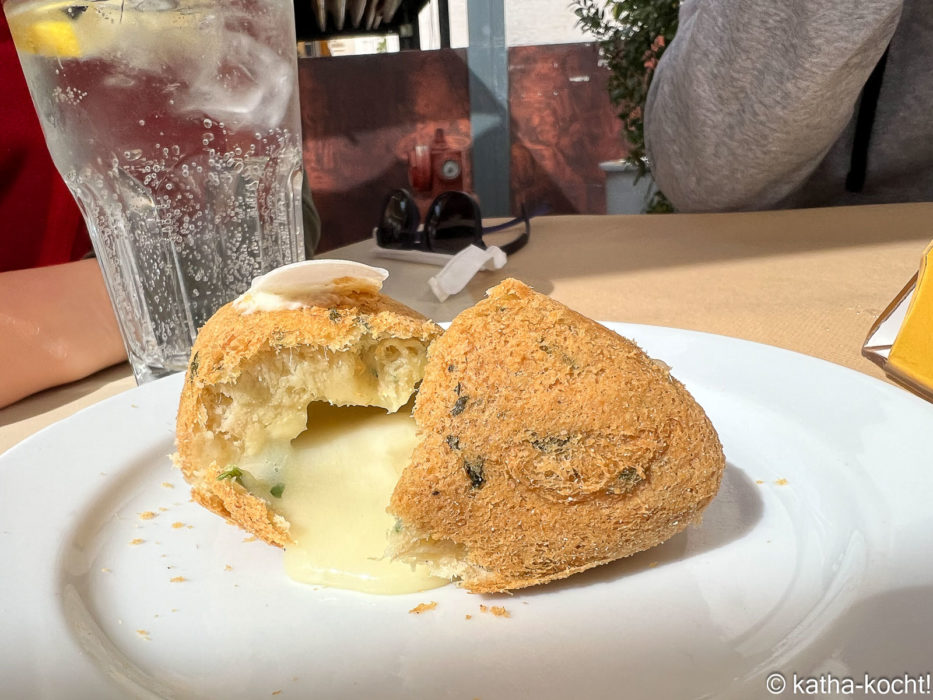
[269, 401, 448, 594]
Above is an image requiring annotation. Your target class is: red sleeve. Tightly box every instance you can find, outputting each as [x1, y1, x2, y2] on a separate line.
[0, 11, 91, 272]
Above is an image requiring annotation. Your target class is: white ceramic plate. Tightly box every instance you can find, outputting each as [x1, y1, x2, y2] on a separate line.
[2, 324, 932, 700]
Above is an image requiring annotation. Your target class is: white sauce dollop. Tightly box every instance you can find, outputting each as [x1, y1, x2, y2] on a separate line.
[233, 260, 389, 314]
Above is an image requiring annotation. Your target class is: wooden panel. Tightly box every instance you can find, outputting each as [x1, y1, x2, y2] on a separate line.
[508, 43, 626, 216]
[298, 48, 472, 251]
[298, 43, 626, 252]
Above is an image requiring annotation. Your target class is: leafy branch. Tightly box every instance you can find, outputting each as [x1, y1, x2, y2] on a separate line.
[573, 0, 679, 211]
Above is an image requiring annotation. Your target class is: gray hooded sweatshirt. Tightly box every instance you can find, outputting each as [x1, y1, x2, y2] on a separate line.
[645, 0, 932, 211]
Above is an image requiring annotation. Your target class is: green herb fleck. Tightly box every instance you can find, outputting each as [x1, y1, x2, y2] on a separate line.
[463, 457, 485, 489]
[447, 364, 456, 372]
[216, 466, 243, 482]
[531, 435, 571, 453]
[446, 435, 460, 450]
[392, 519, 403, 533]
[451, 395, 469, 416]
[619, 467, 641, 483]
[328, 308, 340, 322]
[270, 483, 285, 498]
[188, 351, 199, 380]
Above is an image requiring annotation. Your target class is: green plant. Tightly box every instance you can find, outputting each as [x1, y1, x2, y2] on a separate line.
[573, 0, 679, 211]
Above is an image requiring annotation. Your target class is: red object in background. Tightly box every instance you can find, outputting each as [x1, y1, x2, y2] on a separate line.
[0, 13, 91, 272]
[408, 128, 464, 198]
[298, 44, 621, 253]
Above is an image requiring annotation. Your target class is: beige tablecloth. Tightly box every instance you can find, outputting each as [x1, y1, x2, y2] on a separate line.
[2, 203, 929, 455]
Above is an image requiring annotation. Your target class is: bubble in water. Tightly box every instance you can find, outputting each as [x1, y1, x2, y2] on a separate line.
[139, 120, 146, 126]
[123, 149, 143, 161]
[202, 133, 215, 145]
[198, 14, 218, 31]
[203, 119, 213, 128]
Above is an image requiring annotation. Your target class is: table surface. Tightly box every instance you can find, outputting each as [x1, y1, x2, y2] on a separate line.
[2, 203, 930, 455]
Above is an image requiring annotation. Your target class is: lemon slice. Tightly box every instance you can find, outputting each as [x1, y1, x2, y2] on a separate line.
[10, 16, 83, 57]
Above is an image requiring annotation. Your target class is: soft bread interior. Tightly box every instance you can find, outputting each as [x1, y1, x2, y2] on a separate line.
[175, 291, 443, 550]
[196, 337, 429, 484]
[386, 528, 475, 584]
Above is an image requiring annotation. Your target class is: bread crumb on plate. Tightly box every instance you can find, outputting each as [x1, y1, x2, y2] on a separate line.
[479, 604, 511, 618]
[409, 601, 438, 614]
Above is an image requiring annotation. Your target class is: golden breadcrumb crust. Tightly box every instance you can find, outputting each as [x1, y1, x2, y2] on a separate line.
[388, 278, 726, 593]
[175, 291, 442, 546]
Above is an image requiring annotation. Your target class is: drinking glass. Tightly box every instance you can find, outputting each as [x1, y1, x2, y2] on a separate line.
[4, 0, 306, 382]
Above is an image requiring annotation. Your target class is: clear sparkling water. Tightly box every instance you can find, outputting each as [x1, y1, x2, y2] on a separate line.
[6, 0, 305, 382]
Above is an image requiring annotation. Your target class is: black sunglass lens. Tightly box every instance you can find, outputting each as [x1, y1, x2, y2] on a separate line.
[427, 192, 481, 254]
[377, 191, 417, 248]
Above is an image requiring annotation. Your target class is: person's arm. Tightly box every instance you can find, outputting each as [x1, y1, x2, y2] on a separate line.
[0, 259, 126, 408]
[644, 0, 902, 212]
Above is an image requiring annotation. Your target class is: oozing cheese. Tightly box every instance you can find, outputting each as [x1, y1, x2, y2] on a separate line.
[889, 241, 933, 393]
[271, 401, 447, 594]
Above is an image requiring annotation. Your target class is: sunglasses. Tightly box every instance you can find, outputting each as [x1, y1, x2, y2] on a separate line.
[375, 189, 530, 256]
